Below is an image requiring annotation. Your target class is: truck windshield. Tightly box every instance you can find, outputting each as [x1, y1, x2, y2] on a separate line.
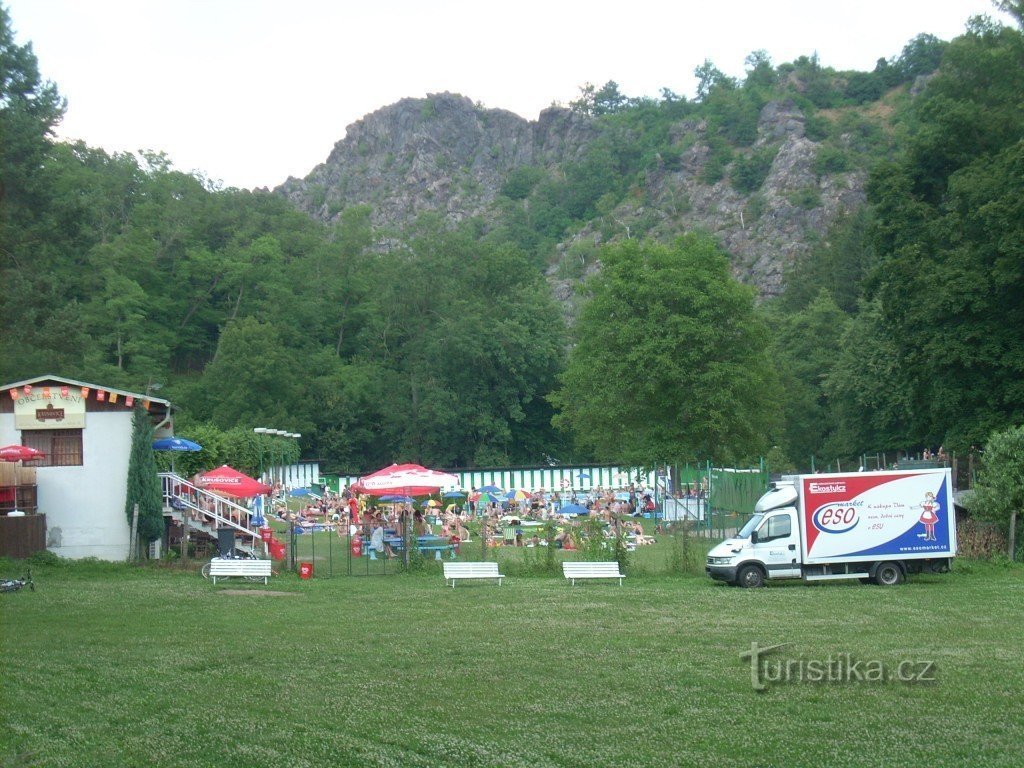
[737, 514, 764, 539]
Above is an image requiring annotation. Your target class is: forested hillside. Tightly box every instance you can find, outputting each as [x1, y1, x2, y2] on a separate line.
[2, 3, 1021, 474]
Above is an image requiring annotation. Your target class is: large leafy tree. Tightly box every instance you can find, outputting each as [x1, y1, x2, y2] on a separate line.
[551, 235, 780, 464]
[868, 11, 1024, 449]
[769, 290, 850, 467]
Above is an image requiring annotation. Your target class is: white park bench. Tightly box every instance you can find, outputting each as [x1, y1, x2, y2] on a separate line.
[209, 559, 273, 585]
[443, 561, 504, 588]
[563, 561, 625, 586]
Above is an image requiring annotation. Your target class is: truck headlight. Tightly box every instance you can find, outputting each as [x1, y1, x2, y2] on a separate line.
[707, 556, 732, 565]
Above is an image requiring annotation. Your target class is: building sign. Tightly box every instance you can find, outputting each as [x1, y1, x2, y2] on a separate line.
[14, 387, 86, 429]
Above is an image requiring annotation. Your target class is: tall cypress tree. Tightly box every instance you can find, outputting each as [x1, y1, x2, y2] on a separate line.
[125, 406, 164, 551]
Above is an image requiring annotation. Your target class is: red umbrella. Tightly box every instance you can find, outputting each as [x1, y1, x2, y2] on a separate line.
[0, 445, 46, 462]
[0, 445, 45, 514]
[351, 463, 460, 496]
[196, 465, 271, 498]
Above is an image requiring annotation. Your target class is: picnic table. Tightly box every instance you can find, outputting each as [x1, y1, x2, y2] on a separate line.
[366, 534, 456, 559]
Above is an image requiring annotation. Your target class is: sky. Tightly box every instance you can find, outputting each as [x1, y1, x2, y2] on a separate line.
[5, 0, 1007, 191]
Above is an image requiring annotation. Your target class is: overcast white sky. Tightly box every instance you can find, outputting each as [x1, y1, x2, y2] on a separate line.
[5, 0, 1006, 190]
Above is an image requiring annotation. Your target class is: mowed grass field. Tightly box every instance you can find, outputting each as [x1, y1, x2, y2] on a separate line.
[2, 557, 1023, 768]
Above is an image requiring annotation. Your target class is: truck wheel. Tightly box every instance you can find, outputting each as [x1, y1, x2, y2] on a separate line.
[874, 562, 904, 586]
[737, 565, 765, 589]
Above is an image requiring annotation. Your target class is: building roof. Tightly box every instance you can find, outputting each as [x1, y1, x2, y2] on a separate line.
[1, 374, 171, 408]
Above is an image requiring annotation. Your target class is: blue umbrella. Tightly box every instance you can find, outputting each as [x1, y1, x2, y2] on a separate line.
[251, 495, 265, 527]
[152, 437, 202, 452]
[380, 495, 415, 503]
[560, 503, 590, 516]
[151, 436, 202, 475]
[477, 484, 504, 494]
[442, 491, 466, 499]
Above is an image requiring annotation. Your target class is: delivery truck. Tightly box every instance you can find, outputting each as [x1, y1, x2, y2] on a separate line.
[705, 469, 956, 587]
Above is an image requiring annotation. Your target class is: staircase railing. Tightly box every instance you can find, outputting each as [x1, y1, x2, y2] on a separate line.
[159, 473, 261, 545]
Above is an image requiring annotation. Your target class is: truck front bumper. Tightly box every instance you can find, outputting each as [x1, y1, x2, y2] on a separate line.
[706, 564, 737, 583]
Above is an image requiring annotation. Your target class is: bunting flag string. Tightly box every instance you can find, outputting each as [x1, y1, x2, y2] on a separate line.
[96, 390, 106, 402]
[109, 392, 119, 404]
[60, 385, 69, 397]
[81, 387, 90, 398]
[125, 396, 134, 407]
[42, 386, 51, 398]
[8, 389, 17, 400]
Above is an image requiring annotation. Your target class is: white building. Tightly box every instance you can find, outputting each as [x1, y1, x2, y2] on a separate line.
[0, 375, 172, 561]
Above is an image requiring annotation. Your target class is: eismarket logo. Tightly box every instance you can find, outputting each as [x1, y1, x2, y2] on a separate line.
[740, 642, 937, 691]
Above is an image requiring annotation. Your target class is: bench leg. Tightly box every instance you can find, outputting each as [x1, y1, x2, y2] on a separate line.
[435, 550, 442, 561]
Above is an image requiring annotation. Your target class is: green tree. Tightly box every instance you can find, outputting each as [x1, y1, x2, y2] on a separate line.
[551, 235, 780, 464]
[969, 423, 1024, 559]
[824, 300, 915, 455]
[867, 12, 1024, 449]
[769, 291, 850, 467]
[124, 406, 163, 549]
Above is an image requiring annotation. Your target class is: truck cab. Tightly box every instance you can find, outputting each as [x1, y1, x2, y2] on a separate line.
[706, 481, 801, 588]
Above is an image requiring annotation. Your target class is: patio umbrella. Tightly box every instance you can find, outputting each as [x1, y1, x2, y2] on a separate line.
[477, 484, 504, 494]
[442, 491, 466, 499]
[351, 463, 459, 496]
[471, 491, 502, 505]
[0, 445, 45, 462]
[380, 495, 415, 503]
[151, 436, 202, 475]
[0, 445, 45, 514]
[196, 465, 271, 498]
[560, 503, 590, 516]
[505, 489, 530, 501]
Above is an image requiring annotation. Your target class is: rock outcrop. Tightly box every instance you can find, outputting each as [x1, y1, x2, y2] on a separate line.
[277, 92, 867, 300]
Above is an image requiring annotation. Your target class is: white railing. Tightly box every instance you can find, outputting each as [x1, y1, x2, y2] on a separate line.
[159, 473, 260, 545]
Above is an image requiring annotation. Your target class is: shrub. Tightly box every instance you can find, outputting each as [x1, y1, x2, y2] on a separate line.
[731, 146, 778, 194]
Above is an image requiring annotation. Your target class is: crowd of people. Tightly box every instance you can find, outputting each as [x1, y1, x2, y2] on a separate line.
[267, 481, 663, 555]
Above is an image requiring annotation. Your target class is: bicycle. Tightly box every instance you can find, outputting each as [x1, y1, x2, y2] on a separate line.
[1, 569, 34, 593]
[200, 549, 262, 581]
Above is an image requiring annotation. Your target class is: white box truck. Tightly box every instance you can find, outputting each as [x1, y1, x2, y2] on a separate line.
[705, 469, 956, 587]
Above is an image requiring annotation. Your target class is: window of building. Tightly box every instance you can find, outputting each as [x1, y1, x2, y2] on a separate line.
[21, 430, 84, 467]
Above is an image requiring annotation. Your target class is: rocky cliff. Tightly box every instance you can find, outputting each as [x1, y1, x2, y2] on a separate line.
[277, 91, 868, 299]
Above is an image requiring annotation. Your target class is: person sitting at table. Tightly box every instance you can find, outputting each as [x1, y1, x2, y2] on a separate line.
[369, 518, 394, 559]
[413, 510, 430, 536]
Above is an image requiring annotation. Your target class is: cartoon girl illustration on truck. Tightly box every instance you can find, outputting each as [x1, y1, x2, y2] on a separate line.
[918, 492, 940, 541]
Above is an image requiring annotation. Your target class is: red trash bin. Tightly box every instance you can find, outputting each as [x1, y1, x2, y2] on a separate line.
[269, 540, 286, 560]
[299, 562, 313, 580]
[260, 527, 273, 543]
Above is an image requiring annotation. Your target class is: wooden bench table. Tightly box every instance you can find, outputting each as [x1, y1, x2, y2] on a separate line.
[563, 561, 625, 586]
[209, 558, 273, 585]
[443, 561, 504, 587]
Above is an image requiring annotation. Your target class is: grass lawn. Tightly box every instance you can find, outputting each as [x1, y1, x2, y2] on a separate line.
[2, 556, 1023, 767]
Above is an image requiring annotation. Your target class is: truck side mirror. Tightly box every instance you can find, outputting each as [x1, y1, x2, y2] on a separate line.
[750, 530, 759, 544]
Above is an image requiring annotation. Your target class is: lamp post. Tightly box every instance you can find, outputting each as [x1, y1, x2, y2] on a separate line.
[253, 428, 269, 483]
